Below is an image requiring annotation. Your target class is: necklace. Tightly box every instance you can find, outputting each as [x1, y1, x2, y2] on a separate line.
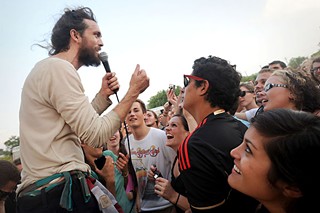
[213, 109, 225, 115]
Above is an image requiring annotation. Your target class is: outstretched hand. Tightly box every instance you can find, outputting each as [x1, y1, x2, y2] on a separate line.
[129, 64, 149, 95]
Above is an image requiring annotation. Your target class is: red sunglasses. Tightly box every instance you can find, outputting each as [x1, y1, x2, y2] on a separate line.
[183, 74, 207, 87]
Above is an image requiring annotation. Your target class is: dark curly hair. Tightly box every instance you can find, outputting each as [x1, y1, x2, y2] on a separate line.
[49, 7, 97, 55]
[251, 109, 320, 212]
[192, 56, 242, 112]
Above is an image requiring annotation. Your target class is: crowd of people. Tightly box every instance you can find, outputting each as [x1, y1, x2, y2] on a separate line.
[1, 5, 320, 213]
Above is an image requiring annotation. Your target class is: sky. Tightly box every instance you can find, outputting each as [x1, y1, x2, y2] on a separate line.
[1, 0, 320, 149]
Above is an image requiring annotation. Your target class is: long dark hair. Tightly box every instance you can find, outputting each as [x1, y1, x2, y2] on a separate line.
[252, 109, 320, 212]
[49, 7, 96, 55]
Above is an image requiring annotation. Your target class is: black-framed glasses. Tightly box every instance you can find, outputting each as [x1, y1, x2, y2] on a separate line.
[183, 74, 207, 87]
[311, 66, 320, 73]
[239, 90, 254, 97]
[264, 83, 288, 92]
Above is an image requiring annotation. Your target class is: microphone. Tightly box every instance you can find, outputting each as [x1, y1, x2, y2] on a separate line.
[99, 51, 119, 94]
[99, 52, 111, 73]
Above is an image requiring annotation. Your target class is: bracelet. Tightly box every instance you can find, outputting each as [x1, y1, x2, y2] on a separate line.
[174, 193, 180, 206]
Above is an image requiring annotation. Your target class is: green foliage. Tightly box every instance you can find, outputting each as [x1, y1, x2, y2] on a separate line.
[4, 136, 20, 152]
[0, 154, 12, 161]
[148, 90, 167, 109]
[311, 50, 320, 58]
[147, 86, 181, 109]
[288, 56, 308, 69]
[241, 73, 257, 83]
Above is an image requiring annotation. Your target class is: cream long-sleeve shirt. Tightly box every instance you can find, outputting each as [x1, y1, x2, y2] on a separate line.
[18, 57, 121, 192]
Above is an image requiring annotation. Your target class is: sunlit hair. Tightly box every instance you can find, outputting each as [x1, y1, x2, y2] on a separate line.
[49, 7, 97, 55]
[271, 70, 320, 112]
[251, 109, 320, 212]
[240, 81, 254, 92]
[192, 55, 242, 111]
[258, 67, 273, 75]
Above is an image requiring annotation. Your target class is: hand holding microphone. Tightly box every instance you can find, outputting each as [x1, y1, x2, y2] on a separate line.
[99, 52, 112, 73]
[98, 52, 119, 96]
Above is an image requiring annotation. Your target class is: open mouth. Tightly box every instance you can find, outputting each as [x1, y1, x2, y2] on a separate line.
[233, 165, 241, 174]
[166, 134, 174, 139]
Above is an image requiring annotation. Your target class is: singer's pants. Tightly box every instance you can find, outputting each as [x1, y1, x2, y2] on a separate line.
[16, 174, 101, 213]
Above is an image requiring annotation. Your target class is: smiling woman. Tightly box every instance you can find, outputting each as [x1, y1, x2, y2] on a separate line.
[263, 69, 320, 114]
[228, 109, 320, 213]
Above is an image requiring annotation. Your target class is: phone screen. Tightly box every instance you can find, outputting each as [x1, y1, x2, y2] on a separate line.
[94, 156, 106, 170]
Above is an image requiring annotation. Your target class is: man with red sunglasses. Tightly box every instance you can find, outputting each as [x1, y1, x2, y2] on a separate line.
[176, 56, 258, 212]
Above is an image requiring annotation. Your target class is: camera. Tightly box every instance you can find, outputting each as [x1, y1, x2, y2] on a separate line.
[169, 84, 175, 90]
[153, 170, 163, 179]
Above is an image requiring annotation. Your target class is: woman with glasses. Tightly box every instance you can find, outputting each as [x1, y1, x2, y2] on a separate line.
[263, 69, 320, 115]
[311, 57, 320, 86]
[238, 82, 258, 112]
[228, 109, 320, 213]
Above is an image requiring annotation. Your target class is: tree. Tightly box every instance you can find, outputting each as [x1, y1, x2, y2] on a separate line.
[147, 86, 181, 109]
[148, 90, 167, 109]
[241, 73, 257, 83]
[288, 56, 308, 69]
[4, 136, 20, 153]
[311, 50, 320, 58]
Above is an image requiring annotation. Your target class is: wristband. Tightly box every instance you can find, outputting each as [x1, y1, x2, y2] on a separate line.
[174, 193, 180, 206]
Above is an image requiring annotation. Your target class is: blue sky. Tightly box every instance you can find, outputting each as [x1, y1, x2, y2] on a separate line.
[1, 0, 320, 149]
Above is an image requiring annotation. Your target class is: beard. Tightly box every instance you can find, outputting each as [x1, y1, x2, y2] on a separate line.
[78, 43, 101, 67]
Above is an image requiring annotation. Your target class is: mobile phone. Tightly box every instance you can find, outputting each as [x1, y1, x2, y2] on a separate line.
[94, 156, 106, 170]
[153, 164, 163, 179]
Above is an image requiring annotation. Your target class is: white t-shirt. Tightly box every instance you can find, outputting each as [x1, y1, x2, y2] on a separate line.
[124, 127, 176, 211]
[245, 107, 259, 122]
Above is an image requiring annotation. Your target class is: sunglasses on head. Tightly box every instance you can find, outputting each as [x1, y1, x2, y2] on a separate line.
[264, 83, 288, 92]
[239, 90, 254, 97]
[183, 74, 207, 87]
